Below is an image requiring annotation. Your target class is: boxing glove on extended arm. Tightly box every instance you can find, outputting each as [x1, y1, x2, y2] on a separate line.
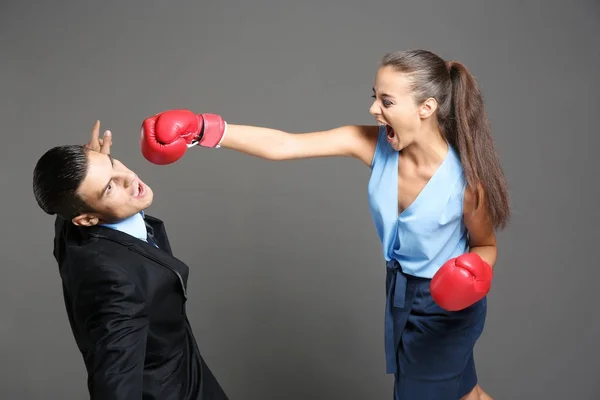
[140, 109, 227, 165]
[430, 252, 493, 311]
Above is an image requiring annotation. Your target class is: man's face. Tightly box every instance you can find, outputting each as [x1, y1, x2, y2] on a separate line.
[72, 150, 154, 226]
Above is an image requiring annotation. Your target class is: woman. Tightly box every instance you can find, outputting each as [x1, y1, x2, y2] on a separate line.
[141, 49, 510, 400]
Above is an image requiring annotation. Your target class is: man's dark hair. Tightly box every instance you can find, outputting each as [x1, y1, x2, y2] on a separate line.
[33, 144, 94, 220]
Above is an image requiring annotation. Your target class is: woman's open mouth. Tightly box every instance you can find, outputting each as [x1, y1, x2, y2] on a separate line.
[386, 125, 395, 140]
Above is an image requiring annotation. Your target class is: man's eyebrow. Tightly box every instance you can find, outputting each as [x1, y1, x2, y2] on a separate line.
[99, 155, 114, 198]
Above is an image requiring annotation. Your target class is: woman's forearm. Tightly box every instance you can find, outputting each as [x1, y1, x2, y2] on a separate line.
[219, 124, 290, 160]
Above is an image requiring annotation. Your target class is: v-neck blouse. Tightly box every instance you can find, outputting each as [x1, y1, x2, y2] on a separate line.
[367, 125, 469, 278]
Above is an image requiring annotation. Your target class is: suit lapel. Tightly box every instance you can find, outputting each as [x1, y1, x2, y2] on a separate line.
[87, 220, 189, 299]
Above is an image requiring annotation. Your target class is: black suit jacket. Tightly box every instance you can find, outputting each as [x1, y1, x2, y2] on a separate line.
[53, 214, 228, 400]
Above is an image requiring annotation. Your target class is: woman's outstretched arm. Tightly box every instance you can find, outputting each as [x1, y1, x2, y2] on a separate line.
[140, 109, 379, 167]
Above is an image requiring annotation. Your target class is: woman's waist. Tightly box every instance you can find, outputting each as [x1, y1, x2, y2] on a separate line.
[385, 243, 468, 278]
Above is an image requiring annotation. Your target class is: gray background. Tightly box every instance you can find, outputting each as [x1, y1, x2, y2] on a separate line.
[1, 0, 598, 399]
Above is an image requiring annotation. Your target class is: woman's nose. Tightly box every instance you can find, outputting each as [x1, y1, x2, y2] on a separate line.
[369, 101, 380, 116]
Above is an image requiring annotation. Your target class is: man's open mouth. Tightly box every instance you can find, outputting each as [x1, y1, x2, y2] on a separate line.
[134, 181, 145, 198]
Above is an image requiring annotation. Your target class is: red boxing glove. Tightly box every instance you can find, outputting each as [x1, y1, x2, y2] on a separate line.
[140, 109, 227, 165]
[430, 252, 493, 311]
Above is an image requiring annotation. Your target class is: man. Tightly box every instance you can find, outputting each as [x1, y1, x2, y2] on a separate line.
[32, 121, 229, 400]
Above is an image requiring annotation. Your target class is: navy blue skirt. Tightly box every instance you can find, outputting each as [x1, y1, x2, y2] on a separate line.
[385, 259, 487, 400]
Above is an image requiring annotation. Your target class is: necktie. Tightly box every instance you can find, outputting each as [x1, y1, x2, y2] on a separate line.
[145, 222, 159, 248]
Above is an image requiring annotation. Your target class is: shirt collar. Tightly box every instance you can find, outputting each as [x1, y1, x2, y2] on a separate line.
[100, 211, 148, 241]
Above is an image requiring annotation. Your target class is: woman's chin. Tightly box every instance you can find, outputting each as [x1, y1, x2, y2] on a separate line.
[387, 137, 401, 151]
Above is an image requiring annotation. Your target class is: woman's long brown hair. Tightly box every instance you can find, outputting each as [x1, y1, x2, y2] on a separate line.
[381, 50, 510, 230]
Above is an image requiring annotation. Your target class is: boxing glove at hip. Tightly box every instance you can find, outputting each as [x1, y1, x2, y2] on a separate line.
[140, 109, 226, 165]
[430, 252, 493, 312]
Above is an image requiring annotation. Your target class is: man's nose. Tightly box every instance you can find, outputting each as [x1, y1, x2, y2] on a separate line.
[119, 171, 137, 187]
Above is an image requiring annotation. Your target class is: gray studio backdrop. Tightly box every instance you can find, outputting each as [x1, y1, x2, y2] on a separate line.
[1, 0, 598, 399]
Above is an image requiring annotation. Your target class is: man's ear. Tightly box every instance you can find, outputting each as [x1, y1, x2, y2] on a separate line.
[72, 213, 100, 227]
[418, 97, 438, 119]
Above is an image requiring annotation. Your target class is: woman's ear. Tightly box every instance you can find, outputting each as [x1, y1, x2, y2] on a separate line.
[418, 97, 438, 119]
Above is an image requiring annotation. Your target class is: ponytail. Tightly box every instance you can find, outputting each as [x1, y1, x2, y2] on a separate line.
[380, 50, 510, 230]
[446, 61, 510, 230]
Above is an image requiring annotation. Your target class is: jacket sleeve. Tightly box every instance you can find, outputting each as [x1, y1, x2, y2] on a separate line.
[74, 264, 149, 400]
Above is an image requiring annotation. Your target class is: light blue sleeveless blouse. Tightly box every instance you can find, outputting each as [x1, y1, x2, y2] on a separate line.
[367, 126, 469, 278]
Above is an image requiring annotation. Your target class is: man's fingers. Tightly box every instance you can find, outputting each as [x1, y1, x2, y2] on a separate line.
[86, 120, 111, 154]
[91, 120, 100, 143]
[100, 130, 112, 154]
